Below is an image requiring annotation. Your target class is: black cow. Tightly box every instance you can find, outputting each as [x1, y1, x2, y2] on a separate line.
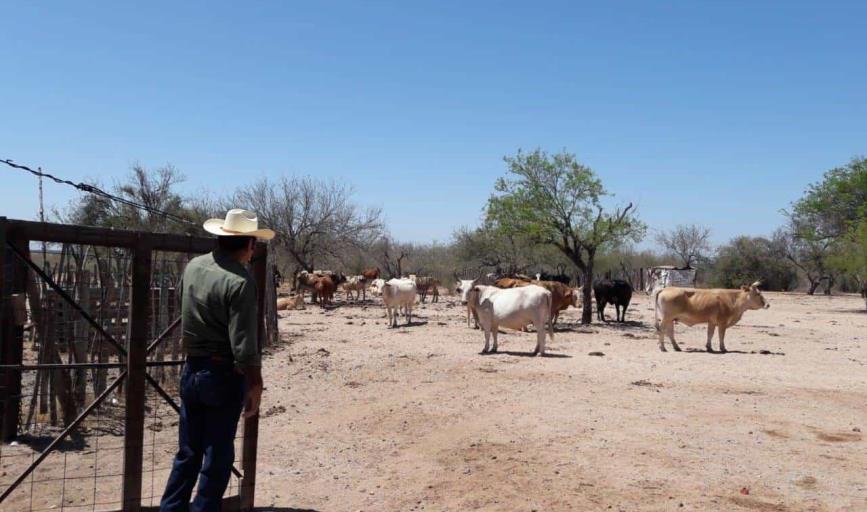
[537, 271, 571, 285]
[593, 279, 633, 322]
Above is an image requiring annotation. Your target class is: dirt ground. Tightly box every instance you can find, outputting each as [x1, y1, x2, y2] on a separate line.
[254, 290, 867, 512]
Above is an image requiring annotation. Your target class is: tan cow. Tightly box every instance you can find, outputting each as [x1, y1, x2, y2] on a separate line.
[276, 294, 305, 311]
[654, 282, 770, 353]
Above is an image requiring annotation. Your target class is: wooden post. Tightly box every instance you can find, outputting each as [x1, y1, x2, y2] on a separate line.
[1, 231, 28, 442]
[122, 237, 151, 512]
[239, 243, 266, 511]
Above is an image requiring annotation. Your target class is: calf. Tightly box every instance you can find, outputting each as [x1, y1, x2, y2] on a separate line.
[341, 275, 368, 302]
[468, 284, 554, 355]
[381, 278, 417, 327]
[593, 279, 633, 322]
[411, 276, 441, 303]
[276, 294, 305, 311]
[654, 281, 770, 353]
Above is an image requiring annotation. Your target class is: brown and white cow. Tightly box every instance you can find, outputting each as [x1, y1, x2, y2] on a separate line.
[654, 281, 770, 353]
[340, 275, 368, 302]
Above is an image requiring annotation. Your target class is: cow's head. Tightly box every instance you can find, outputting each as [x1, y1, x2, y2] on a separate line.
[569, 287, 583, 307]
[741, 281, 770, 310]
[455, 279, 478, 305]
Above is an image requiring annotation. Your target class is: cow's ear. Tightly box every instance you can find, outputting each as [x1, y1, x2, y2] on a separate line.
[740, 285, 750, 291]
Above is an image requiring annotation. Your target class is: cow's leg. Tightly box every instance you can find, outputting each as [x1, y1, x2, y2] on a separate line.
[614, 304, 621, 323]
[620, 302, 628, 322]
[535, 319, 546, 356]
[407, 305, 413, 326]
[718, 325, 728, 353]
[667, 322, 681, 351]
[706, 323, 716, 352]
[658, 319, 667, 352]
[482, 327, 491, 353]
[491, 324, 499, 353]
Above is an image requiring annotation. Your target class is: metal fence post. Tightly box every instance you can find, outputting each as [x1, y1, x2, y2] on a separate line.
[122, 237, 152, 511]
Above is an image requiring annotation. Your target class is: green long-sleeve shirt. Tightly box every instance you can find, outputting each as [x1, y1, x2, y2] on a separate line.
[180, 249, 261, 367]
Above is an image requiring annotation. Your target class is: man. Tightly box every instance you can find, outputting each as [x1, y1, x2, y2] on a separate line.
[161, 209, 274, 512]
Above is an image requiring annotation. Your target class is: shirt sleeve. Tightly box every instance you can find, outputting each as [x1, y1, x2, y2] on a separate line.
[228, 277, 261, 367]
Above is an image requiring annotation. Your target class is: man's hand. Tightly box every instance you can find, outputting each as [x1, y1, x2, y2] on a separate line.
[243, 383, 262, 418]
[241, 366, 263, 418]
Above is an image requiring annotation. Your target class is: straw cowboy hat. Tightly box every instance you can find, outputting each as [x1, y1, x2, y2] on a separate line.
[203, 209, 275, 240]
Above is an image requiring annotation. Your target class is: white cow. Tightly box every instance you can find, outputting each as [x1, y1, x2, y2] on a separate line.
[369, 278, 386, 296]
[454, 278, 481, 328]
[468, 284, 554, 355]
[381, 278, 417, 327]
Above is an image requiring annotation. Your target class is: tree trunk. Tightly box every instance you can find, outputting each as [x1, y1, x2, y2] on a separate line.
[822, 276, 834, 296]
[581, 261, 594, 324]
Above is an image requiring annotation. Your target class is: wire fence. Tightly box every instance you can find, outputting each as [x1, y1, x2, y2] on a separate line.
[0, 219, 270, 511]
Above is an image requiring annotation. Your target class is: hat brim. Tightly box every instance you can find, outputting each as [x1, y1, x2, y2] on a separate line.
[203, 218, 276, 241]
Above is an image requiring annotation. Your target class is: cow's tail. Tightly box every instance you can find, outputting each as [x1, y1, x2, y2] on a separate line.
[546, 293, 555, 341]
[652, 287, 662, 332]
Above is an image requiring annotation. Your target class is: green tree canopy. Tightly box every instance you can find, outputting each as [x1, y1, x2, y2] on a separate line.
[485, 149, 645, 323]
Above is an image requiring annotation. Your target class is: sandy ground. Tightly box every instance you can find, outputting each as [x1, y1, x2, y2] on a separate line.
[254, 290, 867, 512]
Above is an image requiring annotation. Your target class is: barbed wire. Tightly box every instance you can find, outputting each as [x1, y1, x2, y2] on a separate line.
[2, 158, 197, 226]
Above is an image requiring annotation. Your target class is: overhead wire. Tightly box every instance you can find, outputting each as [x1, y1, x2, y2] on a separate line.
[2, 158, 197, 227]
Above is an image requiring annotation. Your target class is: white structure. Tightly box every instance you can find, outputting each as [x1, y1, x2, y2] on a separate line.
[646, 266, 697, 293]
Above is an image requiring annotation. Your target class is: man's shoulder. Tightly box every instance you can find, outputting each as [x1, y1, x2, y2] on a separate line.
[186, 251, 251, 285]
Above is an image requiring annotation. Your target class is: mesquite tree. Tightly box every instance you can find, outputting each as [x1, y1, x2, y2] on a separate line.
[485, 149, 645, 324]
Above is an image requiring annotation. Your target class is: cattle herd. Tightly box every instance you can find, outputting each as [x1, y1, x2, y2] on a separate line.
[278, 268, 772, 356]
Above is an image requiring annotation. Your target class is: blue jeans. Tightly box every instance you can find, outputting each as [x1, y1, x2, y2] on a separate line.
[160, 357, 245, 512]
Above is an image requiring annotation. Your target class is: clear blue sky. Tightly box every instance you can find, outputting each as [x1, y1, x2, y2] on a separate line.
[2, 1, 865, 247]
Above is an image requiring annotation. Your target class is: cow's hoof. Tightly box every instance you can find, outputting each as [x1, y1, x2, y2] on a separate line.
[672, 345, 682, 352]
[659, 345, 667, 352]
[719, 348, 728, 354]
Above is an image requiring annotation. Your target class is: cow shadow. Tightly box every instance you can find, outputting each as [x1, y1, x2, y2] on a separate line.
[481, 350, 572, 358]
[391, 320, 429, 328]
[595, 319, 646, 330]
[682, 348, 782, 355]
[828, 308, 867, 315]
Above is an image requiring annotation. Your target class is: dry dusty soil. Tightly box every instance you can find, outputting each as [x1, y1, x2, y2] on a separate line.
[253, 291, 867, 512]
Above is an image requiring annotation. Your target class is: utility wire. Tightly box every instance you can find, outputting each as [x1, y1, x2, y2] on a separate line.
[2, 158, 197, 226]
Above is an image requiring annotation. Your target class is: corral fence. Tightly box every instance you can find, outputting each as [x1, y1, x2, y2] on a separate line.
[0, 218, 277, 511]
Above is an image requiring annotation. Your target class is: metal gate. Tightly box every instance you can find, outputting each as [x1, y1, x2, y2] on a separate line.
[0, 218, 266, 511]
